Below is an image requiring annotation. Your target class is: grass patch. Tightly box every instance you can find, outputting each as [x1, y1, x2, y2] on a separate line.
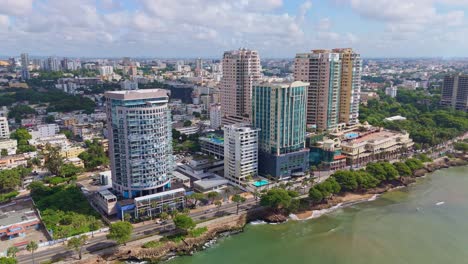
[160, 233, 186, 243]
[189, 227, 208, 238]
[142, 240, 163, 248]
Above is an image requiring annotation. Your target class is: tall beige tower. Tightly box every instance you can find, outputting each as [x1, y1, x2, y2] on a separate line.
[220, 49, 261, 125]
[294, 48, 362, 131]
[333, 48, 362, 125]
[294, 50, 341, 131]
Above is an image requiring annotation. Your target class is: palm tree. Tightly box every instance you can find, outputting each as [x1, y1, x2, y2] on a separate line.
[89, 219, 101, 238]
[253, 190, 261, 204]
[7, 246, 19, 258]
[67, 235, 88, 260]
[214, 200, 222, 212]
[26, 241, 38, 264]
[231, 194, 246, 215]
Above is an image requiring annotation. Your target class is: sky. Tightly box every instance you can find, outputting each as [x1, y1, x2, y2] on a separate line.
[1, 0, 468, 58]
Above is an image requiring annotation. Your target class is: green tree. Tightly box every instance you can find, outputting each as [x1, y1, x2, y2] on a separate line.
[356, 171, 380, 189]
[207, 191, 220, 204]
[173, 214, 196, 234]
[379, 162, 400, 181]
[187, 192, 205, 207]
[45, 115, 55, 124]
[78, 139, 109, 170]
[59, 163, 81, 178]
[454, 142, 468, 153]
[67, 235, 88, 260]
[183, 120, 192, 127]
[308, 187, 323, 203]
[366, 162, 387, 181]
[159, 212, 169, 221]
[10, 128, 32, 142]
[214, 200, 222, 212]
[0, 257, 17, 264]
[107, 221, 133, 245]
[405, 158, 424, 172]
[260, 188, 293, 212]
[6, 247, 19, 258]
[393, 162, 412, 177]
[332, 171, 358, 192]
[231, 194, 246, 215]
[1, 149, 8, 157]
[26, 241, 38, 264]
[43, 144, 63, 176]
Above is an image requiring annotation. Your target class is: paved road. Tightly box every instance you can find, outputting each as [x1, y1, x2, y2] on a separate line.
[17, 199, 257, 264]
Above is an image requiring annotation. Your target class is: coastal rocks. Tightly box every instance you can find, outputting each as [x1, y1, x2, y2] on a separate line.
[413, 168, 429, 177]
[263, 212, 288, 223]
[111, 214, 247, 263]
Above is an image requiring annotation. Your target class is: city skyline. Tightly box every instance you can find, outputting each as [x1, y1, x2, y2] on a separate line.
[1, 0, 468, 58]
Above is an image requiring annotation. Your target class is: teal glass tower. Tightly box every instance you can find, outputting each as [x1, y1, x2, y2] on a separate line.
[252, 81, 310, 179]
[105, 89, 174, 199]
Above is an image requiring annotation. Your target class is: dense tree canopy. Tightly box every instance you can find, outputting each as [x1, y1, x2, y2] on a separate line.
[107, 221, 133, 245]
[78, 139, 109, 170]
[360, 90, 468, 148]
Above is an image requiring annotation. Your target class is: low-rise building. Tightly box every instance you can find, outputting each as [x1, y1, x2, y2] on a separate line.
[116, 188, 186, 220]
[193, 174, 229, 193]
[0, 199, 41, 241]
[0, 139, 17, 155]
[60, 146, 85, 159]
[95, 189, 117, 216]
[199, 134, 224, 159]
[340, 127, 414, 167]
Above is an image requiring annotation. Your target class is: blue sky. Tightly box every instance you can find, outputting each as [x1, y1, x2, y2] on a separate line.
[0, 0, 467, 58]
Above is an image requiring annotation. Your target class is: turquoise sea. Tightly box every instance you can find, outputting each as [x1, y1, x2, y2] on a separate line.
[167, 166, 468, 264]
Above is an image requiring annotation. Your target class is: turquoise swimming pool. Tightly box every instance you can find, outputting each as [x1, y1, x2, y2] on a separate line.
[253, 180, 269, 187]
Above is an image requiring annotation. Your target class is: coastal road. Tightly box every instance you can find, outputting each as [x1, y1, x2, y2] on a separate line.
[17, 199, 257, 264]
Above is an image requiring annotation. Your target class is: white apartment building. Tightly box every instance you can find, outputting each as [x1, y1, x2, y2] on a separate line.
[209, 104, 222, 129]
[0, 139, 17, 155]
[0, 117, 9, 139]
[385, 86, 398, 98]
[30, 124, 59, 140]
[99, 66, 114, 76]
[223, 123, 259, 185]
[121, 79, 138, 90]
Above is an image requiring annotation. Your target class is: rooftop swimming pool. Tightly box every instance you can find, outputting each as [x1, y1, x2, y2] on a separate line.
[253, 180, 269, 187]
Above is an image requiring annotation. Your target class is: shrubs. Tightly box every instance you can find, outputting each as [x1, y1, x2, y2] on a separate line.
[142, 241, 163, 248]
[189, 227, 208, 238]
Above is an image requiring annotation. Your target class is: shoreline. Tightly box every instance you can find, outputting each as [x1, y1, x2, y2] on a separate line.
[72, 156, 467, 263]
[289, 156, 468, 221]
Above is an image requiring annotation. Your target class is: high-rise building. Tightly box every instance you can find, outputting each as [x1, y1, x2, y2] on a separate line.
[220, 48, 261, 125]
[333, 48, 362, 125]
[20, 53, 30, 80]
[294, 48, 362, 130]
[195, 58, 203, 77]
[294, 50, 341, 131]
[105, 89, 174, 198]
[441, 74, 468, 112]
[0, 117, 10, 139]
[209, 103, 222, 129]
[223, 123, 259, 184]
[252, 81, 310, 179]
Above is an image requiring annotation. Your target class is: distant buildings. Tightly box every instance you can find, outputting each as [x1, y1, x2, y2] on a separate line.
[385, 85, 398, 98]
[20, 53, 30, 80]
[209, 103, 222, 129]
[105, 89, 174, 199]
[252, 81, 310, 179]
[441, 74, 468, 112]
[223, 123, 259, 184]
[220, 48, 261, 125]
[120, 79, 138, 90]
[294, 48, 362, 130]
[98, 66, 114, 76]
[0, 117, 10, 139]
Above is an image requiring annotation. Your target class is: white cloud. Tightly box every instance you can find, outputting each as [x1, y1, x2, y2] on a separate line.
[0, 0, 33, 16]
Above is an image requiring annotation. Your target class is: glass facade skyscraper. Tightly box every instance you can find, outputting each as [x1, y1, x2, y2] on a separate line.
[105, 89, 174, 199]
[252, 81, 310, 179]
